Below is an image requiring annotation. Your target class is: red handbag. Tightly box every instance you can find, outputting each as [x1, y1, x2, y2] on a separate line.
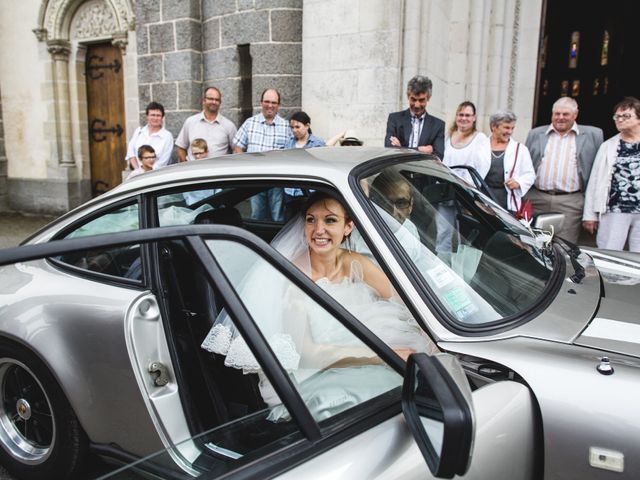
[508, 143, 533, 221]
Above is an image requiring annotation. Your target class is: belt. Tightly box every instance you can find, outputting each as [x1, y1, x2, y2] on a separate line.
[538, 189, 580, 196]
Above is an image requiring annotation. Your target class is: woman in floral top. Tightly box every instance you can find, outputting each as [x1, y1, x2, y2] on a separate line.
[583, 97, 640, 251]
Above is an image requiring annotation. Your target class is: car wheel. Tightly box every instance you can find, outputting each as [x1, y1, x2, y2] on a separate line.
[0, 341, 88, 479]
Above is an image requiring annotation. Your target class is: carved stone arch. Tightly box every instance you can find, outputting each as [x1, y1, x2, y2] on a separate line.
[34, 0, 134, 44]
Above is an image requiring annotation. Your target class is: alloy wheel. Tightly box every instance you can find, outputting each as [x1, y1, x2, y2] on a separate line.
[0, 359, 55, 464]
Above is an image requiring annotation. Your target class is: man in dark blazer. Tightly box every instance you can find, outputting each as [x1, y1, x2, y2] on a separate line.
[385, 75, 445, 159]
[525, 97, 603, 243]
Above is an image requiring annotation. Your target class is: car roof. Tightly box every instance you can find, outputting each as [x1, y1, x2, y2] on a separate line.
[24, 147, 436, 244]
[108, 147, 411, 197]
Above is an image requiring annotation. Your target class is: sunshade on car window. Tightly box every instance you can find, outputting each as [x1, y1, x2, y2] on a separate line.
[357, 162, 554, 325]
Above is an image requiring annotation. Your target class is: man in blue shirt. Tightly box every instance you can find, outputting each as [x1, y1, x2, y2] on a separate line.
[234, 89, 292, 221]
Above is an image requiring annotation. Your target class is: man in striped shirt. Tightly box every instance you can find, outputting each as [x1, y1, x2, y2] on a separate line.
[525, 97, 603, 243]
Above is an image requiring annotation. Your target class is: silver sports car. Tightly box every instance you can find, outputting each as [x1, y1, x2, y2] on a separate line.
[0, 148, 638, 479]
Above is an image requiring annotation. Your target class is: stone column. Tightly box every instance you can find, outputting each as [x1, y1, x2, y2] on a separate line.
[47, 40, 74, 167]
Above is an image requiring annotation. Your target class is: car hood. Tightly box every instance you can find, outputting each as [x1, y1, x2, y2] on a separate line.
[574, 248, 640, 358]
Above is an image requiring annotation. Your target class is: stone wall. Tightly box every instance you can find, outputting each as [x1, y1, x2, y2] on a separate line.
[302, 0, 543, 146]
[135, 0, 302, 140]
[0, 86, 7, 211]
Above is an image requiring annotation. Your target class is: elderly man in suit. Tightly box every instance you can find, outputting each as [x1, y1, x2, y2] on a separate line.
[385, 75, 445, 159]
[525, 97, 603, 243]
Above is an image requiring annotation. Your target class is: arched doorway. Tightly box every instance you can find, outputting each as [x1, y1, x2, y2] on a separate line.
[534, 0, 640, 136]
[34, 0, 135, 203]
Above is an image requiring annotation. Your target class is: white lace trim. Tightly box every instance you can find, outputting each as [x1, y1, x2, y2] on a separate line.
[201, 325, 301, 374]
[200, 324, 232, 354]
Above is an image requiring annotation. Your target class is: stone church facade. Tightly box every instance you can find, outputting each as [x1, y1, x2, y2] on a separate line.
[0, 0, 540, 215]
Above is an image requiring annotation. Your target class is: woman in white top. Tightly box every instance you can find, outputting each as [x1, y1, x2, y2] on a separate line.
[444, 101, 490, 184]
[125, 102, 174, 170]
[486, 111, 536, 212]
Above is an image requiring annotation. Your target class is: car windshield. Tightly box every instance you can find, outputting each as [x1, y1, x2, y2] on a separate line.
[356, 159, 555, 326]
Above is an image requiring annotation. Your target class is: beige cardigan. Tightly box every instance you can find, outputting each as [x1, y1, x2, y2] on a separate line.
[583, 134, 621, 221]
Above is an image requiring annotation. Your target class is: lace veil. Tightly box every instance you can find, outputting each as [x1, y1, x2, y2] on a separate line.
[200, 215, 312, 373]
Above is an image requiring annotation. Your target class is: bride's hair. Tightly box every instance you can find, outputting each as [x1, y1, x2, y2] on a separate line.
[302, 191, 352, 222]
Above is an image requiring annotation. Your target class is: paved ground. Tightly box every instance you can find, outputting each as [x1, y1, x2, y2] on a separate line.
[0, 212, 56, 249]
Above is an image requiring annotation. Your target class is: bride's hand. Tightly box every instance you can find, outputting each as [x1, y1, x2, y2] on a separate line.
[393, 347, 415, 361]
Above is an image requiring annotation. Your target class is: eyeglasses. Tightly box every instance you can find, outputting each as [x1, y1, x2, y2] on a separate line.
[192, 150, 207, 156]
[205, 97, 221, 102]
[391, 198, 412, 209]
[613, 113, 635, 121]
[262, 100, 279, 106]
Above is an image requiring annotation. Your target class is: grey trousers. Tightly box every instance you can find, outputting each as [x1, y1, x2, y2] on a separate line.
[525, 188, 584, 243]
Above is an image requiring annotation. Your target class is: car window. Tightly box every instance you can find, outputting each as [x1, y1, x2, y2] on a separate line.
[204, 239, 403, 424]
[139, 235, 403, 478]
[357, 162, 555, 325]
[155, 185, 314, 247]
[54, 203, 142, 280]
[156, 185, 313, 227]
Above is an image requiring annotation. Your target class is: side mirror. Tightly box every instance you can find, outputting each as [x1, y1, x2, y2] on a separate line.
[402, 353, 475, 479]
[533, 212, 565, 233]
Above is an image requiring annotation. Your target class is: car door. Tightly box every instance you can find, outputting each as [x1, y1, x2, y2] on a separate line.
[0, 225, 538, 479]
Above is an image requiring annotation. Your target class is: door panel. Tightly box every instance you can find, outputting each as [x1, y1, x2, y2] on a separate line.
[86, 43, 126, 196]
[279, 381, 537, 479]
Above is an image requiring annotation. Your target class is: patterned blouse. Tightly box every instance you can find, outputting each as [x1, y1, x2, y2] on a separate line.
[608, 140, 640, 213]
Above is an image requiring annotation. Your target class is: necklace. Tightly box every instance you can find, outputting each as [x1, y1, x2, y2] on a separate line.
[491, 150, 506, 159]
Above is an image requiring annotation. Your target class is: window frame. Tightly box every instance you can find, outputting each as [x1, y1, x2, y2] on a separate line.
[183, 227, 408, 477]
[47, 196, 147, 288]
[349, 156, 566, 336]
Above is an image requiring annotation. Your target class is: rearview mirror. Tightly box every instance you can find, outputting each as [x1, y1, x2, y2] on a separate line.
[402, 353, 475, 478]
[533, 212, 565, 233]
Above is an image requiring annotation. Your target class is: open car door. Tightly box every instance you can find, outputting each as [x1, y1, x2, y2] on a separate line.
[0, 225, 539, 479]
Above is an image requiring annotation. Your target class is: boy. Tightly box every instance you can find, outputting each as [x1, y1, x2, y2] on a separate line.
[126, 145, 156, 180]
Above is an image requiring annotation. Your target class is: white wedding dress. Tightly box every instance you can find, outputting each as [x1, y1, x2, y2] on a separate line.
[200, 215, 437, 422]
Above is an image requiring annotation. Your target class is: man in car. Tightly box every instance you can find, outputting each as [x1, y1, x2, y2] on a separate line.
[176, 86, 237, 162]
[233, 88, 292, 221]
[385, 75, 445, 159]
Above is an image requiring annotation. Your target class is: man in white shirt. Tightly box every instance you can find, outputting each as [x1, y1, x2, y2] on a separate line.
[175, 86, 237, 162]
[126, 102, 174, 169]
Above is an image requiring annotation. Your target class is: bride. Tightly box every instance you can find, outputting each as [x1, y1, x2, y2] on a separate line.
[201, 192, 437, 421]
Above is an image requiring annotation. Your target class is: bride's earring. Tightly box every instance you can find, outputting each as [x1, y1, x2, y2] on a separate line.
[345, 233, 352, 254]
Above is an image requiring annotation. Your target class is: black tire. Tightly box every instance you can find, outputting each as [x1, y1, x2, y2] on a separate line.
[0, 340, 88, 480]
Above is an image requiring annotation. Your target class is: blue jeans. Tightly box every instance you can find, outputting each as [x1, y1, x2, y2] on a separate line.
[251, 188, 284, 221]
